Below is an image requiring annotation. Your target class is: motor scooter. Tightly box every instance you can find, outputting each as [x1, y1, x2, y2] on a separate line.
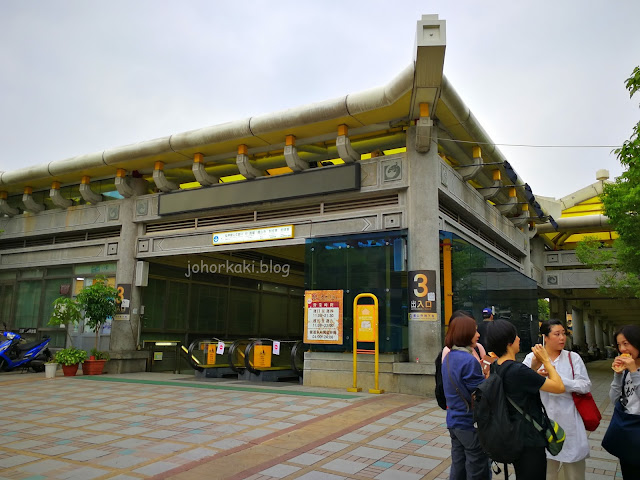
[0, 325, 52, 373]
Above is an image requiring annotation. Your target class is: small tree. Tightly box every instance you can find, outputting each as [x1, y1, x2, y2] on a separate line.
[75, 276, 119, 351]
[49, 296, 83, 347]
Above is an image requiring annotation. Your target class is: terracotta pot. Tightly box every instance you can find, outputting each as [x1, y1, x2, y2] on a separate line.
[82, 359, 107, 375]
[61, 363, 79, 376]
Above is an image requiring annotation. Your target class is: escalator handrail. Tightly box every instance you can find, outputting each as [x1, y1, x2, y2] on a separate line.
[290, 341, 305, 377]
[228, 338, 256, 373]
[243, 338, 276, 375]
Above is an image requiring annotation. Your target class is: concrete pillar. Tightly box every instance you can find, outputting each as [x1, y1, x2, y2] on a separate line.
[549, 298, 567, 322]
[584, 311, 595, 352]
[109, 179, 149, 372]
[594, 317, 604, 350]
[571, 307, 585, 350]
[602, 323, 610, 346]
[406, 125, 441, 365]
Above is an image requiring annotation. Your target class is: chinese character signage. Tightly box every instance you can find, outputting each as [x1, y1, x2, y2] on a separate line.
[304, 290, 343, 344]
[207, 344, 217, 365]
[114, 283, 131, 321]
[408, 270, 438, 321]
[212, 225, 294, 246]
[253, 345, 272, 368]
[355, 304, 377, 342]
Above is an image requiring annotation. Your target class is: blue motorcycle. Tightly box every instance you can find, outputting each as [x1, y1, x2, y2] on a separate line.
[0, 325, 52, 373]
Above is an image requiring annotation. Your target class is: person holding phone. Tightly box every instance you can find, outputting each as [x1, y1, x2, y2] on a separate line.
[524, 319, 591, 480]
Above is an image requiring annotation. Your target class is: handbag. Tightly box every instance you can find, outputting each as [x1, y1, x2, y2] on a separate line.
[507, 396, 565, 456]
[601, 372, 640, 466]
[567, 352, 601, 431]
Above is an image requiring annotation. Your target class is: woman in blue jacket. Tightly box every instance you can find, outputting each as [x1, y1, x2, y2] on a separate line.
[441, 314, 489, 480]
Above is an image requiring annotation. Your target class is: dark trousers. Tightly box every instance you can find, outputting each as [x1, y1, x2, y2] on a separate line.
[449, 428, 490, 480]
[620, 459, 640, 479]
[512, 446, 546, 480]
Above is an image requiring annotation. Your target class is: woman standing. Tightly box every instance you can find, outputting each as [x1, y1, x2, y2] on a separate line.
[486, 320, 565, 480]
[441, 315, 489, 480]
[523, 319, 590, 480]
[603, 325, 640, 479]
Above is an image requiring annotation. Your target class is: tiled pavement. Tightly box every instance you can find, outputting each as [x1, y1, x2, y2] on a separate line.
[0, 360, 621, 479]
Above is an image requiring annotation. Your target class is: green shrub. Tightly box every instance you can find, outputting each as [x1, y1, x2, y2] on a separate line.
[54, 347, 88, 366]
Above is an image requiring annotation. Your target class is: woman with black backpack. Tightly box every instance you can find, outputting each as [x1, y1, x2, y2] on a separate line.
[441, 314, 490, 480]
[486, 320, 565, 480]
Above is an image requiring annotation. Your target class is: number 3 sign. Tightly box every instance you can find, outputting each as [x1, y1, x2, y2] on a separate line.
[408, 270, 437, 320]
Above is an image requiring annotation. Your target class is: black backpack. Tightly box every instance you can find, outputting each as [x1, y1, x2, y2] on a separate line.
[434, 351, 447, 409]
[472, 361, 524, 465]
[434, 347, 481, 410]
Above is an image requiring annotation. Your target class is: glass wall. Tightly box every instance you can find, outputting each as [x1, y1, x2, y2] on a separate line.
[141, 262, 304, 344]
[0, 264, 103, 348]
[305, 230, 408, 353]
[440, 231, 539, 352]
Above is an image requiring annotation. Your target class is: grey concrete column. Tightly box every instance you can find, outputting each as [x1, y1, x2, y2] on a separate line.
[594, 317, 604, 350]
[584, 311, 595, 352]
[406, 126, 441, 365]
[571, 307, 585, 349]
[549, 298, 567, 322]
[109, 179, 149, 372]
[602, 323, 610, 346]
[111, 198, 140, 352]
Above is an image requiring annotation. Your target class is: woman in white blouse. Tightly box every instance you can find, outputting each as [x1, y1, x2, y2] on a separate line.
[523, 319, 591, 480]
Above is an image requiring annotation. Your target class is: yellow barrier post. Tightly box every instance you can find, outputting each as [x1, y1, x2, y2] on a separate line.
[348, 293, 384, 394]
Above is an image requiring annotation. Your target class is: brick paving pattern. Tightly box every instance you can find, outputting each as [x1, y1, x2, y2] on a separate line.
[0, 360, 621, 479]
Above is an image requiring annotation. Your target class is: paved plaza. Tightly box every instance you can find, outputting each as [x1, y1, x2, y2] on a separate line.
[0, 360, 621, 479]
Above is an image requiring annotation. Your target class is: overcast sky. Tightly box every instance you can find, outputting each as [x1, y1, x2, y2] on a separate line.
[1, 1, 638, 198]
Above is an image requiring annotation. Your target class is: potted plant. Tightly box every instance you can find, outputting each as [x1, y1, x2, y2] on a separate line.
[76, 276, 118, 375]
[48, 296, 84, 376]
[54, 347, 88, 376]
[44, 360, 58, 379]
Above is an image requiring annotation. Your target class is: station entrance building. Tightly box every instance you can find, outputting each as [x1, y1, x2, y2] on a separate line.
[0, 15, 552, 394]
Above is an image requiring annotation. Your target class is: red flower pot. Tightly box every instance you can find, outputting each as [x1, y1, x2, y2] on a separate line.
[82, 359, 107, 375]
[61, 364, 79, 376]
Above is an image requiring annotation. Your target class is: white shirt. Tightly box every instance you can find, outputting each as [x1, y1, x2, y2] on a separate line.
[523, 350, 590, 462]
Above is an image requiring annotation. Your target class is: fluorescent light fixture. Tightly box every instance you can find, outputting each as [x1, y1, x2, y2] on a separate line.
[155, 342, 177, 346]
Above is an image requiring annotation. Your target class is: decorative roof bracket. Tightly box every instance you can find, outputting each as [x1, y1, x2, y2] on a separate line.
[283, 135, 308, 171]
[496, 187, 518, 215]
[509, 208, 530, 228]
[336, 125, 360, 163]
[0, 192, 19, 216]
[457, 146, 483, 180]
[482, 169, 503, 200]
[22, 187, 45, 213]
[115, 169, 136, 197]
[152, 162, 178, 192]
[79, 176, 103, 203]
[236, 145, 263, 179]
[50, 182, 72, 208]
[192, 153, 219, 186]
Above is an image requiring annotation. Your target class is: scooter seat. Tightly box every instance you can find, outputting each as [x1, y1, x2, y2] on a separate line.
[16, 341, 43, 351]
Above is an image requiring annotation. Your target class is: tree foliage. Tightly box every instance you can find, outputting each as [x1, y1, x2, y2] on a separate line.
[576, 66, 640, 298]
[537, 298, 550, 322]
[75, 276, 119, 350]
